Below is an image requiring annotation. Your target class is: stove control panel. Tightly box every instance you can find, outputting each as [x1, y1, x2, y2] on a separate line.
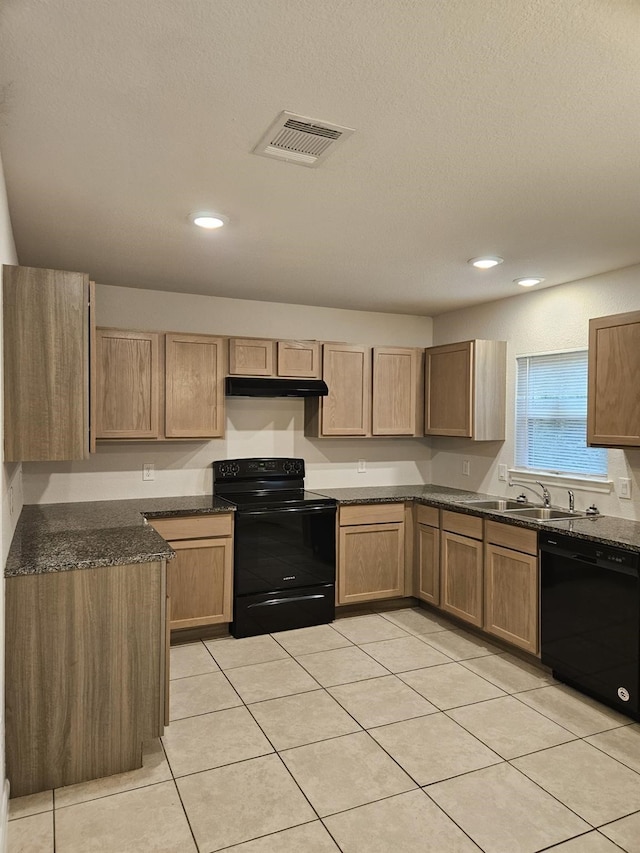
[213, 457, 305, 480]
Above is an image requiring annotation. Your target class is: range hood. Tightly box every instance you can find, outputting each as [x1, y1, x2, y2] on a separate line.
[225, 377, 329, 398]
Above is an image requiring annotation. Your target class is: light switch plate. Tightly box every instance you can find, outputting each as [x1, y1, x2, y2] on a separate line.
[462, 460, 470, 476]
[498, 464, 508, 481]
[357, 459, 366, 473]
[619, 477, 632, 499]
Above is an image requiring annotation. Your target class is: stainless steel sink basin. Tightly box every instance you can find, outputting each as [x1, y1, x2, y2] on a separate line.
[502, 507, 587, 521]
[465, 499, 534, 511]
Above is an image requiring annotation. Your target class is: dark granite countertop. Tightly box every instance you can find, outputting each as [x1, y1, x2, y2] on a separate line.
[7, 485, 640, 577]
[6, 496, 235, 577]
[311, 484, 640, 553]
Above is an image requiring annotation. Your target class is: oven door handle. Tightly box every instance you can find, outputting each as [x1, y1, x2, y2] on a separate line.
[238, 504, 335, 516]
[247, 594, 327, 608]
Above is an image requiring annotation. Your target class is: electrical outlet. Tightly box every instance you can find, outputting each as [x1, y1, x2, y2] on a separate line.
[498, 464, 507, 482]
[357, 459, 366, 474]
[462, 460, 470, 476]
[9, 486, 14, 516]
[143, 463, 155, 481]
[619, 477, 632, 499]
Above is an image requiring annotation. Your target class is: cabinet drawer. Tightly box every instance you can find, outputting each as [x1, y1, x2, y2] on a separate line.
[148, 514, 233, 541]
[416, 504, 439, 527]
[485, 520, 537, 556]
[441, 509, 483, 540]
[339, 503, 405, 526]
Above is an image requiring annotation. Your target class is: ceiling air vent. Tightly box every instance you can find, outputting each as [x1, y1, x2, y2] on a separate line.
[253, 111, 355, 167]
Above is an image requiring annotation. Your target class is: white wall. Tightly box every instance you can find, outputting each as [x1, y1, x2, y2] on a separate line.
[430, 266, 640, 519]
[23, 285, 433, 502]
[0, 151, 20, 850]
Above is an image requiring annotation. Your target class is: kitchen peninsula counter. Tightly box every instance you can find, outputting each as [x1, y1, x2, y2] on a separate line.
[6, 495, 234, 577]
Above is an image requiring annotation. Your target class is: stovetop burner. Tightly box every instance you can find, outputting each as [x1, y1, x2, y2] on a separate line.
[212, 457, 335, 511]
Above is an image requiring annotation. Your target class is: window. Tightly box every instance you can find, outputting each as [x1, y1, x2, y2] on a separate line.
[515, 350, 607, 478]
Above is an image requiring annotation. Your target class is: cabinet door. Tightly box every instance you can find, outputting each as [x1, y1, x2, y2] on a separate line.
[320, 343, 371, 436]
[416, 523, 440, 605]
[372, 347, 422, 436]
[168, 538, 233, 629]
[588, 311, 640, 446]
[165, 334, 225, 438]
[277, 340, 321, 378]
[424, 341, 472, 436]
[228, 338, 275, 376]
[484, 543, 538, 654]
[440, 531, 483, 626]
[338, 522, 404, 604]
[3, 265, 91, 461]
[95, 329, 160, 438]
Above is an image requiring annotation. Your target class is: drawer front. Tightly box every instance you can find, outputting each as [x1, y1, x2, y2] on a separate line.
[148, 513, 233, 541]
[339, 503, 405, 527]
[485, 520, 537, 556]
[416, 504, 439, 527]
[441, 509, 483, 540]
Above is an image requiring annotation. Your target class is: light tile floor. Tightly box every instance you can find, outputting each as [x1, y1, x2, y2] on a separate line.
[8, 607, 640, 853]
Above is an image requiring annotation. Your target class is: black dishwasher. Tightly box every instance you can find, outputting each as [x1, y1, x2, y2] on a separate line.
[540, 531, 640, 718]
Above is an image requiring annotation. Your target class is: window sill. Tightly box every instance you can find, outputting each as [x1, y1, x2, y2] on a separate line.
[508, 469, 613, 494]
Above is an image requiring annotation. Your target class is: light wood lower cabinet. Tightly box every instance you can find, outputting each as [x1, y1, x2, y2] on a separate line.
[415, 504, 440, 605]
[5, 560, 166, 798]
[439, 510, 484, 627]
[149, 514, 234, 630]
[484, 520, 539, 654]
[338, 503, 405, 604]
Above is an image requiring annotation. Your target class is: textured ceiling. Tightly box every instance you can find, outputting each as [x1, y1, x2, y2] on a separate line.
[1, 0, 639, 315]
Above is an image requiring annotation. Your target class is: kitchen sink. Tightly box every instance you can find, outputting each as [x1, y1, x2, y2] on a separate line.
[502, 507, 587, 521]
[465, 499, 534, 511]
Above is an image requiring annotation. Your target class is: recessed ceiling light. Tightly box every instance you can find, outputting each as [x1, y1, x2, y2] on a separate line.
[190, 212, 228, 229]
[514, 277, 544, 287]
[468, 256, 504, 269]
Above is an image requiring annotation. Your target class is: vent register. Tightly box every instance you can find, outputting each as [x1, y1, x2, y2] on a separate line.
[253, 111, 354, 167]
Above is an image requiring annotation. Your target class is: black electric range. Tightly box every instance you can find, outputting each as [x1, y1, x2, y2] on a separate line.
[213, 457, 337, 638]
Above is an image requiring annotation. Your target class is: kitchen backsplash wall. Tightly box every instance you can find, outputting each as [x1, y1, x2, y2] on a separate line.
[22, 284, 433, 503]
[431, 264, 640, 521]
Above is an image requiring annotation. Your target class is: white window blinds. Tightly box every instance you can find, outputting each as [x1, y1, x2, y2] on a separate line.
[515, 350, 607, 477]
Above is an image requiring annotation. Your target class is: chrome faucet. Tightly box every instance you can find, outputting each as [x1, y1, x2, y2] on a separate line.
[510, 481, 551, 507]
[567, 490, 575, 513]
[535, 481, 551, 507]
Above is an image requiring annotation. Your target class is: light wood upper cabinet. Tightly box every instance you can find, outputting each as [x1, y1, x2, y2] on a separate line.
[277, 340, 321, 377]
[95, 329, 226, 441]
[440, 510, 484, 627]
[424, 339, 506, 440]
[228, 338, 275, 376]
[484, 520, 538, 654]
[149, 514, 233, 631]
[338, 503, 405, 604]
[165, 334, 225, 438]
[305, 343, 372, 436]
[228, 337, 321, 378]
[415, 504, 440, 605]
[588, 310, 640, 446]
[372, 347, 423, 436]
[3, 265, 93, 461]
[95, 329, 160, 439]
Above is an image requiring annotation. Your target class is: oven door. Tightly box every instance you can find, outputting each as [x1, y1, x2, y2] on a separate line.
[234, 503, 336, 597]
